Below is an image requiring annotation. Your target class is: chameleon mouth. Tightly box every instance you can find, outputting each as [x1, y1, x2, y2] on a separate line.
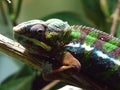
[14, 33, 52, 51]
[28, 37, 52, 51]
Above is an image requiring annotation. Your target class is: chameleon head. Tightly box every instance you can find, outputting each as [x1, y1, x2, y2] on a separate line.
[13, 19, 71, 52]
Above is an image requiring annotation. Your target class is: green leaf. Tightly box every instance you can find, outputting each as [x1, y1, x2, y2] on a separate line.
[42, 12, 94, 26]
[2, 66, 34, 84]
[80, 0, 106, 27]
[100, 0, 109, 17]
[116, 23, 120, 38]
[100, 0, 118, 17]
[80, 0, 118, 33]
[0, 75, 34, 90]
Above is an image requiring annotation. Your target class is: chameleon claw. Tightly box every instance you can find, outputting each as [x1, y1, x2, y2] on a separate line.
[43, 52, 81, 81]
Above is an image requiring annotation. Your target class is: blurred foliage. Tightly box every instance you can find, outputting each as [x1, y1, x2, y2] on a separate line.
[0, 0, 119, 90]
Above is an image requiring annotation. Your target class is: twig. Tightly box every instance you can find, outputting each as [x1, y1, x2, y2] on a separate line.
[0, 33, 108, 90]
[110, 0, 120, 35]
[41, 80, 60, 90]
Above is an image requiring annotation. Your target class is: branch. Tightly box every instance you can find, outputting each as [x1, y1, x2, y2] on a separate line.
[0, 33, 107, 90]
[0, 34, 42, 70]
[110, 0, 120, 35]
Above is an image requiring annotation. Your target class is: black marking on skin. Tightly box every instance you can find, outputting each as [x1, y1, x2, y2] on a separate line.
[105, 67, 120, 90]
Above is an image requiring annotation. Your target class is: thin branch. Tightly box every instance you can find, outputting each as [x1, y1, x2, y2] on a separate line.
[41, 80, 60, 90]
[0, 33, 108, 90]
[110, 0, 120, 35]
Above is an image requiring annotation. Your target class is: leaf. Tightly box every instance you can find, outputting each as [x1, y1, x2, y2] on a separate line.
[80, 0, 118, 33]
[42, 12, 94, 26]
[1, 66, 34, 84]
[100, 0, 118, 17]
[0, 54, 22, 84]
[116, 23, 120, 38]
[0, 75, 34, 90]
[80, 0, 106, 28]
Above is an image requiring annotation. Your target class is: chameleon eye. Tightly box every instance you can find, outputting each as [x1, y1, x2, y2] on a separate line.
[29, 24, 46, 41]
[30, 24, 46, 32]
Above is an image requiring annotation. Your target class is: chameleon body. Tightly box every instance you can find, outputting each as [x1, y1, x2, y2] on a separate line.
[13, 19, 120, 90]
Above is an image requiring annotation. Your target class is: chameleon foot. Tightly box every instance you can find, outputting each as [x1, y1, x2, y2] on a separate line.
[43, 52, 81, 81]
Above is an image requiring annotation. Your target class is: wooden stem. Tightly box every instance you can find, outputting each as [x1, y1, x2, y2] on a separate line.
[0, 34, 42, 70]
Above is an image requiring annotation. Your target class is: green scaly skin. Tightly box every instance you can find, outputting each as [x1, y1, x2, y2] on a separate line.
[14, 19, 120, 90]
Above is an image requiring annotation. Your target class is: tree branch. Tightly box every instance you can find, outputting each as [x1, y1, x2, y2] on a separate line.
[0, 33, 108, 90]
[0, 34, 42, 71]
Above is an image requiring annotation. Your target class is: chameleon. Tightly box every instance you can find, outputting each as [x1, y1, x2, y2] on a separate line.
[13, 19, 120, 90]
